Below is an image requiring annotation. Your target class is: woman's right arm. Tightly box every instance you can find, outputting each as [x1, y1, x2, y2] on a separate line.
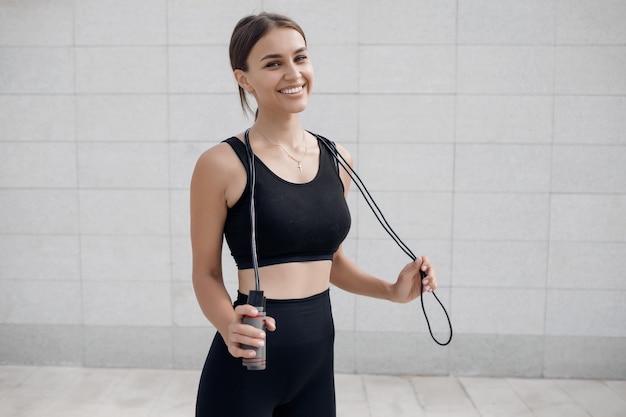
[190, 144, 266, 359]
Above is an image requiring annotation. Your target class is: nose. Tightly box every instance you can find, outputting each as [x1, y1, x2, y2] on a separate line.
[284, 61, 301, 80]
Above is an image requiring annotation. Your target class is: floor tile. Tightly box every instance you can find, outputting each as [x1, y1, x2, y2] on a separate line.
[533, 403, 592, 417]
[1, 366, 625, 417]
[363, 375, 425, 417]
[606, 380, 626, 400]
[412, 376, 480, 416]
[555, 379, 626, 417]
[459, 377, 532, 417]
[335, 374, 367, 402]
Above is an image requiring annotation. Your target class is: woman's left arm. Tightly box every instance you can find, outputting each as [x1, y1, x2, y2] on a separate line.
[330, 248, 437, 303]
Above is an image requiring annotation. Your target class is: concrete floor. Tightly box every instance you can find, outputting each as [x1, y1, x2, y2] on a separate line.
[1, 366, 625, 416]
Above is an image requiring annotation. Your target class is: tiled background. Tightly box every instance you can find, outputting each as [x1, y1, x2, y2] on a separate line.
[1, 0, 624, 379]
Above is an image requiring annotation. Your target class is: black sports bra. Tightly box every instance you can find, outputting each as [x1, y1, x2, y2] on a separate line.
[223, 135, 351, 269]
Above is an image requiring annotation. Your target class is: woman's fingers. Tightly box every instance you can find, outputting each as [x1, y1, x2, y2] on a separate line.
[226, 304, 276, 358]
[418, 256, 437, 292]
[265, 316, 277, 331]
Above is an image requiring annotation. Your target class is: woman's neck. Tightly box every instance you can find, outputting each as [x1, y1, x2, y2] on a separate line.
[253, 113, 303, 146]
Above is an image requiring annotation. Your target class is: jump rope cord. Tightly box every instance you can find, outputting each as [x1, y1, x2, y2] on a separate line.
[319, 137, 453, 346]
[244, 129, 262, 291]
[245, 128, 452, 346]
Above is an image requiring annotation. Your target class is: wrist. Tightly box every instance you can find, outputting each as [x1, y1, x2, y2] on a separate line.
[384, 281, 396, 302]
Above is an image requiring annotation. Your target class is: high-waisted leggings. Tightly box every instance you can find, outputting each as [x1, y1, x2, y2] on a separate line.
[196, 289, 336, 417]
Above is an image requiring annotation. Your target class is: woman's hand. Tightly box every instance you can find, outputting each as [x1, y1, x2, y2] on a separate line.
[224, 304, 277, 359]
[389, 256, 438, 303]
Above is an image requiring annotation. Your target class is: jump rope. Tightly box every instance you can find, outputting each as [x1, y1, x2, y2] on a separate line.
[242, 129, 453, 370]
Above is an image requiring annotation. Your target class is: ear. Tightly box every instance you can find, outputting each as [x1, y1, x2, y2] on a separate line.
[234, 69, 254, 92]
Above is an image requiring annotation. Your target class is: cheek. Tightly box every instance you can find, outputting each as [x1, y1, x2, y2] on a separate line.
[304, 65, 314, 89]
[249, 74, 278, 96]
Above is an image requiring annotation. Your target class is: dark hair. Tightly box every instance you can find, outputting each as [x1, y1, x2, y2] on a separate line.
[229, 12, 307, 117]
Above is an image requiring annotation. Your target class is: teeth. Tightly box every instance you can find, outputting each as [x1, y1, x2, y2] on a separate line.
[280, 86, 303, 94]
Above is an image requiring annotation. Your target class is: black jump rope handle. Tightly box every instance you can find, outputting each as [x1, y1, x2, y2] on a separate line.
[241, 290, 267, 371]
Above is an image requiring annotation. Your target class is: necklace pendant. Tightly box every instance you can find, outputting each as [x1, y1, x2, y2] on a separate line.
[298, 162, 302, 172]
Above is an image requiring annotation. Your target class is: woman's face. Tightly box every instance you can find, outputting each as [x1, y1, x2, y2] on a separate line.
[237, 27, 314, 116]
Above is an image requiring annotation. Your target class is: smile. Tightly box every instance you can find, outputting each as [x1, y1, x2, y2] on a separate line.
[279, 85, 305, 95]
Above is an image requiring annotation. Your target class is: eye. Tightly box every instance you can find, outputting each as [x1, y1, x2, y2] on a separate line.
[265, 61, 281, 68]
[295, 55, 308, 63]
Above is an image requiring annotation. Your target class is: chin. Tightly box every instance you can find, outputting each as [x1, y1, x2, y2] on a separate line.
[291, 102, 309, 114]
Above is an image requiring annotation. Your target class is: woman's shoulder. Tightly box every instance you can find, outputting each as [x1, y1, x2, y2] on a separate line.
[194, 134, 246, 176]
[312, 132, 353, 166]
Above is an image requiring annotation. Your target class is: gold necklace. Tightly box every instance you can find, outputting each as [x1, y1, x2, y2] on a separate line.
[255, 128, 307, 173]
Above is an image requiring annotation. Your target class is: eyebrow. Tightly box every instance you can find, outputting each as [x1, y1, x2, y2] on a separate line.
[260, 47, 308, 62]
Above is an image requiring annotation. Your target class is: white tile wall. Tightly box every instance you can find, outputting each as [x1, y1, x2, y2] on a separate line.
[75, 0, 167, 46]
[0, 190, 79, 234]
[0, 235, 80, 281]
[329, 288, 356, 332]
[265, 0, 359, 45]
[455, 145, 552, 193]
[75, 47, 167, 94]
[359, 143, 454, 191]
[458, 0, 556, 45]
[302, 94, 359, 143]
[359, 95, 456, 144]
[79, 190, 170, 235]
[170, 236, 192, 283]
[451, 288, 546, 335]
[356, 296, 422, 333]
[545, 290, 626, 337]
[552, 145, 626, 193]
[169, 142, 209, 189]
[173, 326, 215, 369]
[359, 46, 456, 94]
[83, 326, 173, 368]
[1, 1, 624, 378]
[556, 0, 626, 44]
[0, 325, 83, 366]
[0, 142, 77, 188]
[454, 194, 550, 241]
[0, 47, 74, 94]
[172, 282, 207, 327]
[544, 336, 626, 379]
[76, 95, 168, 142]
[359, 0, 457, 45]
[0, 96, 76, 142]
[0, 0, 73, 46]
[555, 46, 626, 95]
[457, 46, 554, 94]
[169, 190, 190, 236]
[168, 94, 247, 142]
[548, 242, 626, 290]
[456, 96, 553, 144]
[452, 241, 548, 288]
[77, 142, 169, 189]
[80, 236, 171, 282]
[167, 0, 262, 45]
[358, 193, 453, 240]
[554, 96, 626, 145]
[450, 334, 543, 377]
[309, 45, 358, 94]
[168, 46, 234, 93]
[0, 280, 82, 325]
[550, 195, 626, 242]
[82, 281, 172, 326]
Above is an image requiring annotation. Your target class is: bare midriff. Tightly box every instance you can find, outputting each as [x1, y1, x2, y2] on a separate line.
[237, 260, 333, 299]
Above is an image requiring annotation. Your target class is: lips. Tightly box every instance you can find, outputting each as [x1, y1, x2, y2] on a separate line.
[279, 85, 305, 94]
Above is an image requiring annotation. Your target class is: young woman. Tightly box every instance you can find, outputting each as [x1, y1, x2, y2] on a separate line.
[190, 12, 438, 417]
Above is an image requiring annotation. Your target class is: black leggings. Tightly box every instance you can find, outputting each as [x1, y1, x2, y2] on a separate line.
[196, 289, 336, 417]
